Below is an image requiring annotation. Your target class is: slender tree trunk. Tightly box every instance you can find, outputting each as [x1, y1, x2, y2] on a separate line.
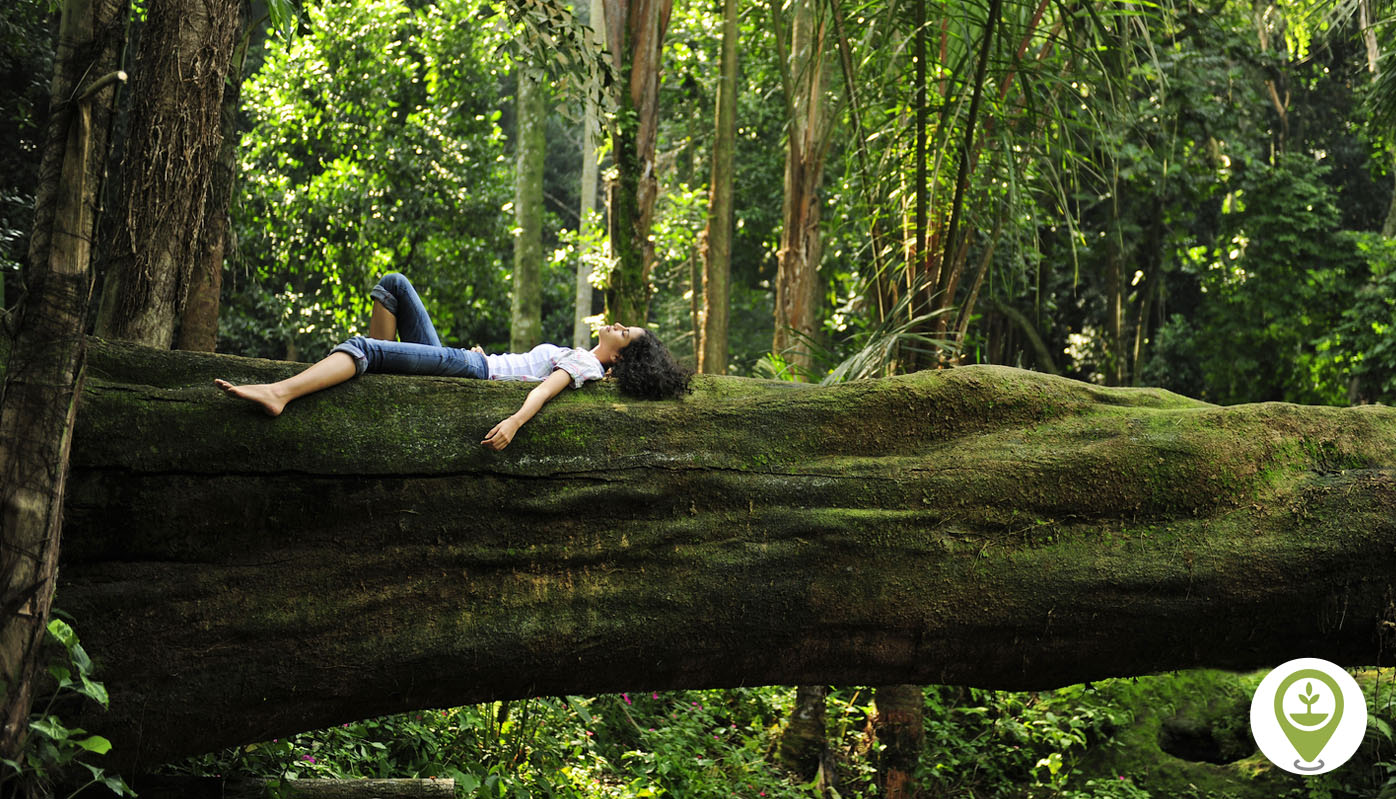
[511, 74, 545, 353]
[1130, 202, 1162, 385]
[93, 0, 241, 348]
[0, 0, 125, 757]
[873, 685, 924, 799]
[573, 0, 605, 348]
[699, 0, 737, 375]
[952, 208, 1005, 352]
[830, 0, 891, 324]
[178, 0, 250, 353]
[1252, 0, 1288, 154]
[1105, 212, 1125, 386]
[772, 0, 830, 377]
[914, 0, 927, 285]
[778, 686, 828, 782]
[602, 0, 671, 325]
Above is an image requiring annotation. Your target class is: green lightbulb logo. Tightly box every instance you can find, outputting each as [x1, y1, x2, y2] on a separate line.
[1274, 669, 1344, 770]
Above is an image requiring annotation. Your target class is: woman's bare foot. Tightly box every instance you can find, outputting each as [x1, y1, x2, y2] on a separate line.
[214, 379, 287, 417]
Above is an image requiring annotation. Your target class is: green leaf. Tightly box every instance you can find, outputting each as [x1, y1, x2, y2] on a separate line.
[47, 665, 72, 687]
[29, 716, 71, 741]
[103, 774, 134, 797]
[77, 676, 109, 709]
[73, 735, 112, 755]
[564, 695, 594, 725]
[46, 619, 77, 651]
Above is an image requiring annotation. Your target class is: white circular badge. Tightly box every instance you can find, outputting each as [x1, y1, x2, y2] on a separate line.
[1249, 658, 1366, 775]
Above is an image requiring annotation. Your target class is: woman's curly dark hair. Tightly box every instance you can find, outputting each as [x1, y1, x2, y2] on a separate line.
[611, 331, 693, 400]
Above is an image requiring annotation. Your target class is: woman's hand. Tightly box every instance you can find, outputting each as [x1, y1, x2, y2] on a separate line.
[482, 370, 571, 451]
[482, 417, 521, 450]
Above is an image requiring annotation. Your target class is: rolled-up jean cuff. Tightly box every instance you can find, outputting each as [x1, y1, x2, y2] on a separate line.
[369, 284, 397, 315]
[330, 340, 369, 376]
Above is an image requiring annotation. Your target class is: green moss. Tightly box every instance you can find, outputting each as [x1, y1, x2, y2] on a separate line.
[1068, 670, 1298, 797]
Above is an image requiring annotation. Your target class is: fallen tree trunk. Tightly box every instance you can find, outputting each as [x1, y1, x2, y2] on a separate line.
[58, 340, 1396, 768]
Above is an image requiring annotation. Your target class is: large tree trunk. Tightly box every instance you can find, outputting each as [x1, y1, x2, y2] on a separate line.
[57, 340, 1396, 768]
[510, 74, 545, 353]
[93, 0, 241, 348]
[0, 0, 125, 758]
[601, 0, 670, 325]
[572, 0, 605, 348]
[698, 0, 738, 376]
[177, 0, 250, 354]
[772, 0, 830, 377]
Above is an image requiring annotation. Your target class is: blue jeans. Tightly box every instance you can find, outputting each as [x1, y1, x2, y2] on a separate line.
[330, 273, 487, 379]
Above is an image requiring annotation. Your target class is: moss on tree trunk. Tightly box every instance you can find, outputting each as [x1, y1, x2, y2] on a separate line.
[57, 340, 1396, 768]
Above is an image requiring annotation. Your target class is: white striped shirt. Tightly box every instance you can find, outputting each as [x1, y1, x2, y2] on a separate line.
[486, 344, 605, 389]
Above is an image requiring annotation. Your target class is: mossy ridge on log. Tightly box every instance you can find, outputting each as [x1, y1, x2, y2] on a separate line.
[56, 340, 1396, 769]
[78, 340, 1394, 516]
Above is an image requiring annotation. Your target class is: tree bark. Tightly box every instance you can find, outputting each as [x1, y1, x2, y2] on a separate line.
[572, 0, 605, 348]
[511, 74, 545, 353]
[778, 685, 827, 780]
[601, 0, 670, 325]
[93, 0, 241, 348]
[698, 0, 737, 375]
[177, 0, 250, 354]
[56, 340, 1396, 768]
[772, 0, 830, 377]
[872, 685, 923, 799]
[0, 0, 124, 758]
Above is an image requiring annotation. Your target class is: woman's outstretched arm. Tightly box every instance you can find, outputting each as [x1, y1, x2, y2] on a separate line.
[482, 368, 572, 451]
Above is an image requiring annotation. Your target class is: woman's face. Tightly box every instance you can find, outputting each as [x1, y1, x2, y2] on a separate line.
[598, 322, 645, 353]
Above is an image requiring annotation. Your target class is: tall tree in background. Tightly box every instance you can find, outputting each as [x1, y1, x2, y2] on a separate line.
[574, 0, 605, 348]
[699, 0, 738, 374]
[94, 0, 242, 347]
[512, 73, 546, 352]
[0, 0, 125, 756]
[178, 0, 252, 352]
[601, 0, 671, 325]
[777, 685, 834, 793]
[873, 684, 925, 799]
[772, 0, 835, 377]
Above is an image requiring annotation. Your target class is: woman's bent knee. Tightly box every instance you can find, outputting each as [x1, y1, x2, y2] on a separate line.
[330, 336, 370, 376]
[371, 272, 412, 315]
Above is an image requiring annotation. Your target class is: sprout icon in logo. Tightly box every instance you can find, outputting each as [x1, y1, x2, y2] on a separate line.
[1250, 658, 1366, 775]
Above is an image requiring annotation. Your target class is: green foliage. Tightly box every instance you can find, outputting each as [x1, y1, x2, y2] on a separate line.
[1179, 152, 1361, 405]
[1, 618, 131, 799]
[165, 671, 1396, 799]
[0, 0, 53, 306]
[265, 0, 300, 41]
[885, 684, 1131, 798]
[1328, 232, 1396, 403]
[175, 690, 812, 798]
[496, 0, 617, 131]
[646, 181, 708, 368]
[227, 0, 512, 359]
